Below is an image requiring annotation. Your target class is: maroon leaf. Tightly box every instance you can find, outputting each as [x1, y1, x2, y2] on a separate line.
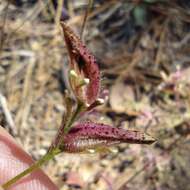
[61, 122, 156, 153]
[61, 22, 100, 106]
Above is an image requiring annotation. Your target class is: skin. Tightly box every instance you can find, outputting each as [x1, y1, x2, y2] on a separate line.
[0, 126, 58, 190]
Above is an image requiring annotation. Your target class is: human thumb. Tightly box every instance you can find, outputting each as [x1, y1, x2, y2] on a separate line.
[0, 126, 58, 190]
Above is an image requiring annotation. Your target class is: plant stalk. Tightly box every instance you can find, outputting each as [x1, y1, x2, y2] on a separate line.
[2, 101, 83, 189]
[64, 101, 84, 134]
[2, 148, 61, 189]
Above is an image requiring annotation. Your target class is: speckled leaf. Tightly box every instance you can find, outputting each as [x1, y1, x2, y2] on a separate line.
[61, 22, 100, 105]
[61, 122, 156, 153]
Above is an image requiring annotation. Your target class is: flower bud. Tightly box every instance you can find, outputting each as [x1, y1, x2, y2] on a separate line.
[61, 22, 100, 106]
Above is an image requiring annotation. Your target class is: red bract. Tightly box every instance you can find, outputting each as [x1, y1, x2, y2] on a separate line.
[61, 122, 156, 153]
[61, 22, 100, 106]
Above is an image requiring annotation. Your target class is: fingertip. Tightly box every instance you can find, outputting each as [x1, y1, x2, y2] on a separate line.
[0, 126, 58, 190]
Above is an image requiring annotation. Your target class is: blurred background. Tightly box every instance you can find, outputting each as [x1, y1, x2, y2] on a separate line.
[0, 0, 190, 189]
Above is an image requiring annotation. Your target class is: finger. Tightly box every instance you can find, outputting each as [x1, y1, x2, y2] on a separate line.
[0, 126, 58, 190]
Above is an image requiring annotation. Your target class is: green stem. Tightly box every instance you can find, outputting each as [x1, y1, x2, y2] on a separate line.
[49, 101, 84, 152]
[2, 148, 61, 189]
[2, 101, 83, 189]
[64, 101, 84, 134]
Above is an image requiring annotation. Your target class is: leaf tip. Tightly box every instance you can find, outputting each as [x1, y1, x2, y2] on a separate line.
[143, 133, 157, 144]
